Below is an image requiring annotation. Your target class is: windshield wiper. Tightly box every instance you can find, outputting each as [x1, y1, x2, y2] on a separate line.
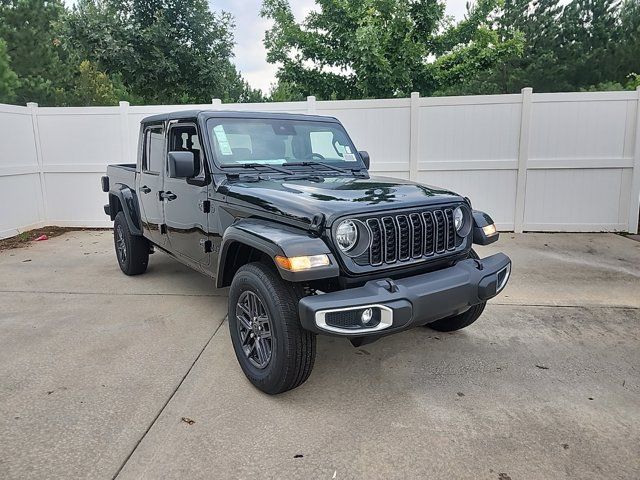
[283, 161, 349, 174]
[220, 162, 295, 176]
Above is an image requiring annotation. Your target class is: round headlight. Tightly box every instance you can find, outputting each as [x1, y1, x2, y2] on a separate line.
[453, 207, 464, 232]
[336, 219, 358, 252]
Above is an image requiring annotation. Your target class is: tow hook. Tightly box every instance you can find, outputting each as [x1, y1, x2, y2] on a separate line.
[376, 279, 399, 293]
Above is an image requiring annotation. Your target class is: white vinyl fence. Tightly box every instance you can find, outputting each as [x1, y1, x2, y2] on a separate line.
[1, 88, 639, 239]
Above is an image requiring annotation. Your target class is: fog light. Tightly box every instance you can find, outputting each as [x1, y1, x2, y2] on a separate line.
[361, 308, 373, 325]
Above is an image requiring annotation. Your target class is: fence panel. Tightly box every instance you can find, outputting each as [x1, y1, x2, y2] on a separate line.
[415, 95, 523, 230]
[0, 105, 44, 238]
[524, 92, 638, 231]
[0, 89, 639, 239]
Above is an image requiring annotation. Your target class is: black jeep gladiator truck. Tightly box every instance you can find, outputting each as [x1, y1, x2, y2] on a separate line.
[102, 110, 511, 394]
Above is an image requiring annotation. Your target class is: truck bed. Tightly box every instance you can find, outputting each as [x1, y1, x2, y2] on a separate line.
[107, 163, 137, 188]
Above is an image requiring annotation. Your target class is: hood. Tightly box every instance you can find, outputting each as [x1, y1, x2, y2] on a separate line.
[222, 175, 463, 227]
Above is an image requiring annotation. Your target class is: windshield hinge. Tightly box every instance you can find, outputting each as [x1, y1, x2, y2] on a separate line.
[309, 213, 325, 234]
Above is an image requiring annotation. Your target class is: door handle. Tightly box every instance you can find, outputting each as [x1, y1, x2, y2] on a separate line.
[140, 185, 151, 194]
[160, 191, 177, 201]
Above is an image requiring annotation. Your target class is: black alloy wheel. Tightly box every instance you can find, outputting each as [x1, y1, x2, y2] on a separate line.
[115, 224, 127, 264]
[235, 290, 273, 369]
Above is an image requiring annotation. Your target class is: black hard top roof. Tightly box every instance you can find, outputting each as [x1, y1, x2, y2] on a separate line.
[141, 109, 341, 124]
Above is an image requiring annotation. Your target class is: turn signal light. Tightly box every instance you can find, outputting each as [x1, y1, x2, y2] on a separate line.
[482, 224, 497, 236]
[275, 254, 330, 272]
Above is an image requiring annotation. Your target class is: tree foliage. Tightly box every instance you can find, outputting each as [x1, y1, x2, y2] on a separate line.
[0, 0, 262, 106]
[1, 0, 639, 105]
[486, 0, 640, 93]
[263, 0, 640, 99]
[0, 0, 76, 105]
[261, 0, 524, 99]
[0, 38, 19, 103]
[63, 0, 262, 104]
[72, 60, 133, 106]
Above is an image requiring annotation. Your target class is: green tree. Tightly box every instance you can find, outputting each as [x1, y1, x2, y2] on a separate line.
[71, 60, 134, 105]
[64, 0, 263, 104]
[0, 0, 75, 105]
[0, 38, 19, 103]
[559, 0, 622, 89]
[617, 0, 640, 84]
[261, 0, 524, 99]
[489, 0, 569, 92]
[268, 80, 305, 102]
[490, 0, 637, 93]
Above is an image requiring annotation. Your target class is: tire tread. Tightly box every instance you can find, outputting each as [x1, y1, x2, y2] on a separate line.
[229, 262, 315, 394]
[114, 211, 149, 276]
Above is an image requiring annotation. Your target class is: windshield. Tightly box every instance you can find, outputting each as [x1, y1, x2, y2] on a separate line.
[206, 118, 363, 168]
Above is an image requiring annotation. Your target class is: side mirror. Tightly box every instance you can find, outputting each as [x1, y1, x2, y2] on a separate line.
[472, 210, 499, 245]
[168, 151, 196, 178]
[358, 150, 370, 169]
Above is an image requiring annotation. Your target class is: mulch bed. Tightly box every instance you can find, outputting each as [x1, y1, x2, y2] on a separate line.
[0, 227, 109, 252]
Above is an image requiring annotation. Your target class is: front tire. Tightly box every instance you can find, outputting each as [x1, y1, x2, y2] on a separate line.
[228, 262, 316, 394]
[113, 211, 149, 276]
[426, 249, 486, 332]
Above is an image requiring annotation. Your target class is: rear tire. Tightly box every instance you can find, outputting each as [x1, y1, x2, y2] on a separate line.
[425, 249, 486, 332]
[113, 211, 149, 276]
[228, 262, 316, 394]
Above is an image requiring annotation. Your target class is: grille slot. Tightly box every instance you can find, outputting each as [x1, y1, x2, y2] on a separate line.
[423, 212, 435, 256]
[381, 217, 397, 263]
[367, 218, 383, 265]
[397, 215, 410, 261]
[434, 210, 446, 253]
[409, 213, 423, 258]
[356, 206, 463, 267]
[445, 209, 455, 250]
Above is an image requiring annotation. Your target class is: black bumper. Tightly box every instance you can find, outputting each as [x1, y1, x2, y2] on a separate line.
[298, 253, 511, 337]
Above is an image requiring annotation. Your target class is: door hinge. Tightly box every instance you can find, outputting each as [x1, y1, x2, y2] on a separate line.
[199, 200, 211, 213]
[200, 239, 212, 253]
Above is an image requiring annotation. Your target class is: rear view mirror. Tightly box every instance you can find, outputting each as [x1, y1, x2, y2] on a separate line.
[359, 151, 370, 169]
[168, 151, 196, 178]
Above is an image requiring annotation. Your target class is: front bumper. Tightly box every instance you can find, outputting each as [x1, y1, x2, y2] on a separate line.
[298, 253, 511, 337]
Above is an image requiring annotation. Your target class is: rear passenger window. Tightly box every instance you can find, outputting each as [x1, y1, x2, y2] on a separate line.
[144, 126, 164, 173]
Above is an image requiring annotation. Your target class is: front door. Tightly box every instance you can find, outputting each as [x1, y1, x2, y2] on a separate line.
[162, 122, 210, 266]
[137, 124, 166, 246]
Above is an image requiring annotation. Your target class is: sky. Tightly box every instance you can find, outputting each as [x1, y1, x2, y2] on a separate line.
[213, 0, 471, 93]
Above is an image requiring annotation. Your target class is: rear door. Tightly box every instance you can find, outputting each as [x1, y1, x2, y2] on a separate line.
[162, 121, 210, 265]
[137, 124, 166, 246]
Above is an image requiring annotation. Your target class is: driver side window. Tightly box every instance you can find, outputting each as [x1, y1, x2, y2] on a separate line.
[310, 131, 346, 159]
[168, 124, 205, 180]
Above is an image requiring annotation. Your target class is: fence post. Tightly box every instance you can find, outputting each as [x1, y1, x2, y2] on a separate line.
[307, 96, 317, 114]
[119, 101, 130, 164]
[27, 102, 48, 224]
[409, 92, 420, 181]
[514, 87, 533, 233]
[211, 98, 222, 109]
[629, 86, 640, 234]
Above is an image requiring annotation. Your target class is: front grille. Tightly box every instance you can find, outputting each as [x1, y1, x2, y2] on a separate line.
[354, 206, 463, 267]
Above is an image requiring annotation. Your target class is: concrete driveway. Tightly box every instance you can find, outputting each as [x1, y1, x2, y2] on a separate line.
[0, 231, 638, 479]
